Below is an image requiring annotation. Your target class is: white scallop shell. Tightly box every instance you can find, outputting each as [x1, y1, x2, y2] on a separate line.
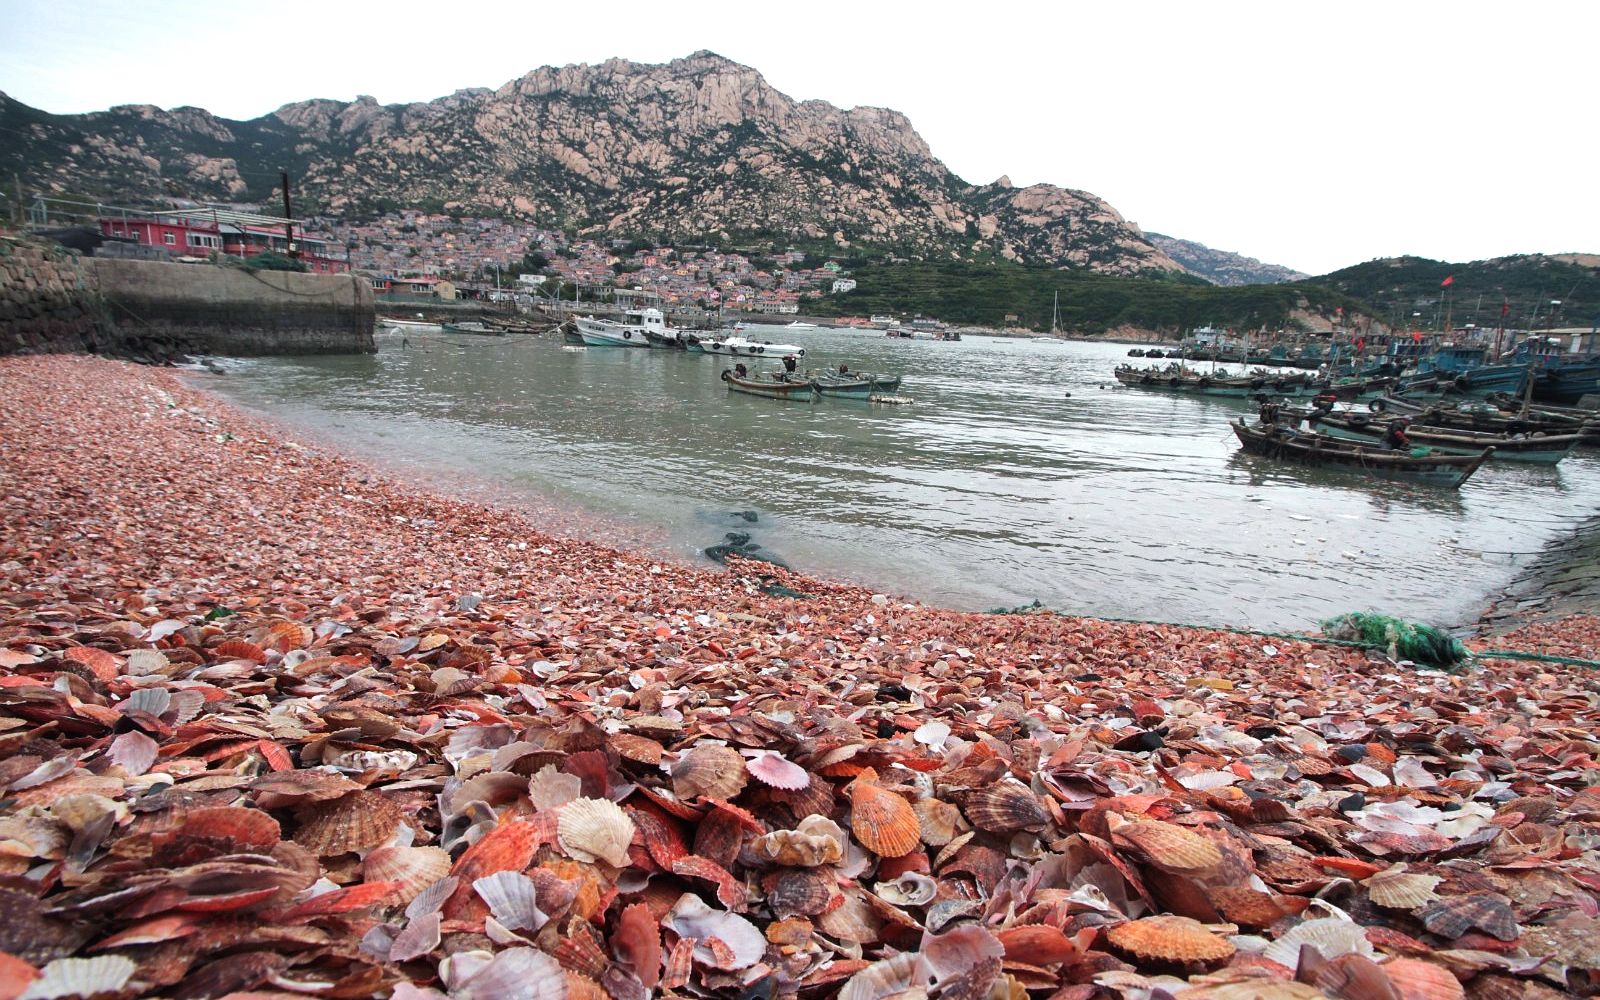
[557, 796, 635, 867]
[20, 955, 136, 1000]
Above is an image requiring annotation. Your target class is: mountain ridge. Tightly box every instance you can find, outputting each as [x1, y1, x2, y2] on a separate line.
[1, 52, 1181, 276]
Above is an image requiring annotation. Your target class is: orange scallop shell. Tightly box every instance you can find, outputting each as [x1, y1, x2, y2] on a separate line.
[1108, 817, 1223, 875]
[1105, 915, 1235, 967]
[913, 798, 965, 847]
[1382, 957, 1465, 1000]
[995, 925, 1077, 966]
[849, 781, 920, 858]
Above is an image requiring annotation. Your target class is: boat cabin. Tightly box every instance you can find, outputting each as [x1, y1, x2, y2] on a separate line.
[625, 309, 667, 332]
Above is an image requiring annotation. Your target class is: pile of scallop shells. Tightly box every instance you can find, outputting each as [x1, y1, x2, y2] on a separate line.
[1, 356, 1599, 1000]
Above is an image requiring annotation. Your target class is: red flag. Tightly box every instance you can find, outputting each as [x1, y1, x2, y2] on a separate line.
[1335, 306, 1343, 316]
[1440, 275, 1454, 287]
[1412, 331, 1423, 342]
[1355, 337, 1365, 351]
[1500, 299, 1510, 317]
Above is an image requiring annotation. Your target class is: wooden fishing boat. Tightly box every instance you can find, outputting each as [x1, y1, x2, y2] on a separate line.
[1308, 413, 1580, 464]
[440, 321, 504, 335]
[722, 369, 818, 401]
[812, 371, 902, 396]
[1367, 394, 1599, 442]
[1230, 420, 1493, 488]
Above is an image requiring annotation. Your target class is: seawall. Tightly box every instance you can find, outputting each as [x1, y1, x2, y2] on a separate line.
[1479, 513, 1600, 635]
[0, 235, 375, 358]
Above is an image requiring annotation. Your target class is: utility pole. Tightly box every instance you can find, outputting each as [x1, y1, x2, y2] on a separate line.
[280, 170, 296, 261]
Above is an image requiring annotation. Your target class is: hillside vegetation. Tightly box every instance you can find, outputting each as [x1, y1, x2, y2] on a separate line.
[1307, 254, 1600, 330]
[812, 260, 1368, 334]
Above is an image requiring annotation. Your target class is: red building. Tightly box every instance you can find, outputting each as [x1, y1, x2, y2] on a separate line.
[98, 209, 348, 273]
[98, 214, 222, 256]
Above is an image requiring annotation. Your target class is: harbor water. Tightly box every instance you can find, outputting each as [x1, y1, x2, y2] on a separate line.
[208, 326, 1600, 631]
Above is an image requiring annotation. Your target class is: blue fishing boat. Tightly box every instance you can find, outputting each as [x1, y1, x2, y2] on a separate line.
[1397, 345, 1531, 398]
[1504, 338, 1600, 406]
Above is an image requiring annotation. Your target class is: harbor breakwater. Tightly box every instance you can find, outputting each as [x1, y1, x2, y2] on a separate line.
[0, 235, 375, 359]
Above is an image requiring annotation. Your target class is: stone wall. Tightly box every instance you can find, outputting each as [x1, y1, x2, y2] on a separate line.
[0, 236, 116, 355]
[0, 234, 375, 358]
[87, 256, 374, 357]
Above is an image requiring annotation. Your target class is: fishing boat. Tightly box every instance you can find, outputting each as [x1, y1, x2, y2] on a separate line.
[440, 321, 503, 336]
[382, 316, 443, 332]
[721, 368, 818, 401]
[808, 370, 903, 397]
[1309, 413, 1579, 464]
[575, 308, 673, 348]
[1230, 420, 1493, 488]
[1366, 394, 1595, 438]
[787, 320, 819, 329]
[692, 336, 806, 358]
[1397, 345, 1531, 398]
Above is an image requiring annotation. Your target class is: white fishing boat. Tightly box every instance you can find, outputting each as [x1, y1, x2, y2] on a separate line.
[575, 308, 672, 348]
[690, 336, 806, 358]
[382, 316, 443, 332]
[787, 320, 819, 329]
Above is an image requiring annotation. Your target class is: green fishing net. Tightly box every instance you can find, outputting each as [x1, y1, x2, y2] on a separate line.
[1320, 612, 1470, 669]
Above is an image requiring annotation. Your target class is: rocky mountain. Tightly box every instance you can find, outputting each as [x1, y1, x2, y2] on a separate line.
[1146, 233, 1307, 286]
[1, 52, 1179, 275]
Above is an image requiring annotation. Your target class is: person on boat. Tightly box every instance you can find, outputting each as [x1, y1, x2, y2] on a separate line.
[734, 363, 748, 379]
[1384, 419, 1413, 451]
[838, 362, 850, 376]
[1311, 392, 1338, 413]
[782, 355, 798, 374]
[1258, 400, 1282, 426]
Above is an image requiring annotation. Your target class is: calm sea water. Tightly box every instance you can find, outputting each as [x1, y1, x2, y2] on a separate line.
[206, 326, 1600, 631]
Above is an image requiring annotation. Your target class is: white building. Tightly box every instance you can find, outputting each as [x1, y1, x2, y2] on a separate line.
[831, 278, 857, 294]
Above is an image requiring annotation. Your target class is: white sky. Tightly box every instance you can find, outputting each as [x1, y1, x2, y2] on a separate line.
[2, 0, 1595, 275]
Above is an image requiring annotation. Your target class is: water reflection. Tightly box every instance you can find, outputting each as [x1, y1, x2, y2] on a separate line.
[207, 328, 1600, 630]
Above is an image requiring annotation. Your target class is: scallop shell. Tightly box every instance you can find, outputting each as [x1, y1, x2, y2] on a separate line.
[839, 952, 926, 1000]
[963, 782, 1048, 833]
[612, 902, 661, 989]
[1365, 865, 1442, 911]
[63, 646, 122, 681]
[630, 807, 689, 869]
[473, 871, 546, 933]
[451, 948, 567, 1000]
[766, 867, 838, 918]
[363, 846, 452, 905]
[1105, 915, 1235, 968]
[745, 751, 810, 790]
[914, 798, 966, 847]
[557, 797, 635, 867]
[1210, 886, 1296, 930]
[995, 924, 1078, 966]
[171, 806, 282, 851]
[1381, 957, 1465, 1000]
[1262, 917, 1376, 969]
[874, 871, 936, 907]
[20, 955, 135, 1000]
[527, 765, 583, 811]
[1305, 952, 1401, 1000]
[670, 745, 747, 801]
[753, 815, 846, 867]
[1416, 895, 1519, 942]
[252, 768, 364, 808]
[293, 790, 401, 856]
[663, 892, 765, 970]
[608, 733, 664, 765]
[264, 620, 314, 652]
[849, 781, 920, 858]
[105, 731, 158, 777]
[1107, 815, 1223, 875]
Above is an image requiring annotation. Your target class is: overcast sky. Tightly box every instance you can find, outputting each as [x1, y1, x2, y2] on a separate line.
[3, 0, 1594, 275]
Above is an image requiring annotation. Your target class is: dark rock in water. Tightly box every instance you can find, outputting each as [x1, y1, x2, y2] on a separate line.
[731, 510, 759, 523]
[703, 530, 788, 568]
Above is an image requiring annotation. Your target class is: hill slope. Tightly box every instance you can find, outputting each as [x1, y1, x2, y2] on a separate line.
[1308, 254, 1600, 330]
[1146, 233, 1307, 286]
[0, 53, 1178, 276]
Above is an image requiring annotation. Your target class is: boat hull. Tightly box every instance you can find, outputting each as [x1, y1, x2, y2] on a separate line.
[575, 317, 653, 347]
[697, 338, 806, 358]
[1230, 421, 1492, 487]
[722, 370, 818, 401]
[1311, 416, 1577, 464]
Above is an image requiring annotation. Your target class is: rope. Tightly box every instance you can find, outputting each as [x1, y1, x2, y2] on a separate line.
[988, 608, 1600, 671]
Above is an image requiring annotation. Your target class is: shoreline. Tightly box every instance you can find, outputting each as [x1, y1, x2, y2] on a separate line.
[2, 353, 1598, 996]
